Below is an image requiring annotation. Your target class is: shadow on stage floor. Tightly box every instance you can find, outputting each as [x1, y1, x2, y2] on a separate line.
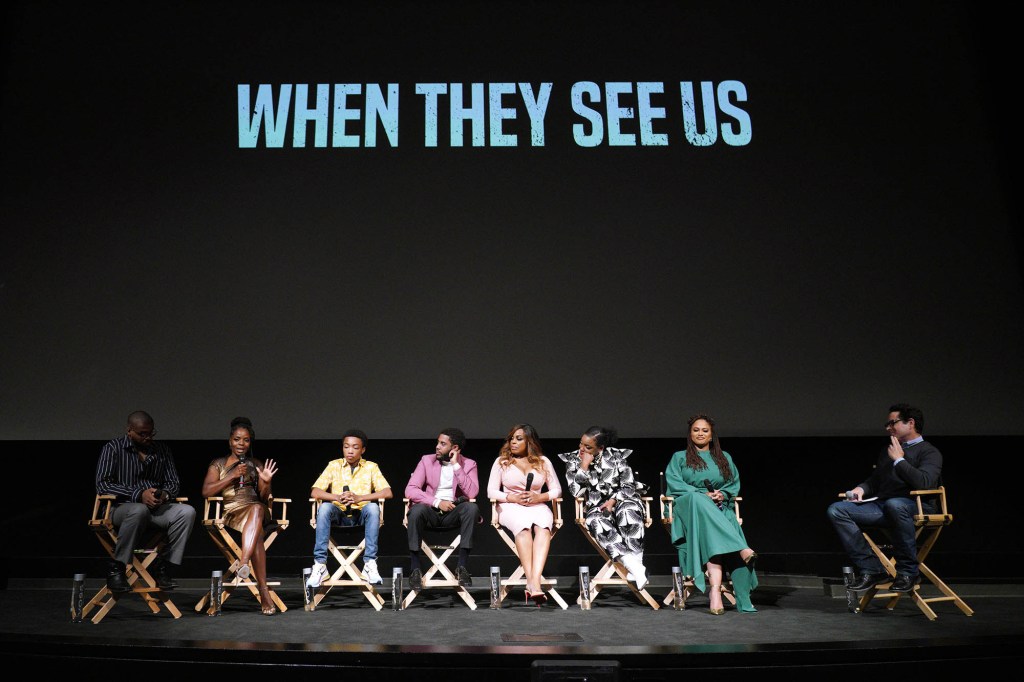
[2, 576, 1023, 679]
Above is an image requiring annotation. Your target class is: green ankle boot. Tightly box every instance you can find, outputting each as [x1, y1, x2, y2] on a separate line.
[729, 563, 758, 613]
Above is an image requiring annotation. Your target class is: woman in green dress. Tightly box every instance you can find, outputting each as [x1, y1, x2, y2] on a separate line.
[665, 413, 757, 614]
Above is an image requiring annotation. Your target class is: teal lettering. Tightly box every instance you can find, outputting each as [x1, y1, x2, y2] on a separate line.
[718, 80, 751, 146]
[365, 83, 399, 147]
[637, 82, 668, 146]
[605, 82, 635, 146]
[450, 83, 485, 147]
[293, 84, 330, 148]
[681, 81, 718, 146]
[520, 82, 552, 146]
[488, 83, 517, 147]
[571, 81, 603, 147]
[416, 83, 446, 147]
[237, 84, 292, 148]
[331, 84, 361, 148]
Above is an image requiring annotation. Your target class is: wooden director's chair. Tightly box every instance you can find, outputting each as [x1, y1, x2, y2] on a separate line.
[402, 498, 478, 610]
[659, 472, 743, 609]
[574, 495, 660, 609]
[193, 496, 291, 615]
[489, 497, 569, 609]
[84, 494, 186, 624]
[843, 486, 973, 620]
[307, 498, 387, 610]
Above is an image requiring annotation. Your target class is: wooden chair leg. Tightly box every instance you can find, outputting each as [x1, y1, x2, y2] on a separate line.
[402, 536, 477, 610]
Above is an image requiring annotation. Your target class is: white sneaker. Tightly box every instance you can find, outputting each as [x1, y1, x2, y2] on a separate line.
[307, 562, 328, 588]
[363, 560, 382, 585]
[620, 554, 649, 591]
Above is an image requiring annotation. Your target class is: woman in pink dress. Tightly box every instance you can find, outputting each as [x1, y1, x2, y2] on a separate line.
[487, 423, 562, 605]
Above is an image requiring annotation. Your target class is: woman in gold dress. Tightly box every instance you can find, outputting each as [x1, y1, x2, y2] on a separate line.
[201, 417, 279, 614]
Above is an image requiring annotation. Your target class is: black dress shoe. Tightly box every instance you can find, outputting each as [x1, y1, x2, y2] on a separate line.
[889, 574, 918, 593]
[107, 564, 129, 593]
[153, 561, 177, 590]
[409, 568, 423, 591]
[848, 572, 888, 591]
[457, 566, 473, 589]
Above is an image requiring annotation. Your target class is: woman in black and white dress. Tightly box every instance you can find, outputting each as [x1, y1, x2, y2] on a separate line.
[558, 426, 649, 589]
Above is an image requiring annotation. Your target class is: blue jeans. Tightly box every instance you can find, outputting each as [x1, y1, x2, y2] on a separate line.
[313, 502, 380, 563]
[826, 497, 919, 577]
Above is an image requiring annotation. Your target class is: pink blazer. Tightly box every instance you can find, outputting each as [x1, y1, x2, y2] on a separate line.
[405, 454, 480, 506]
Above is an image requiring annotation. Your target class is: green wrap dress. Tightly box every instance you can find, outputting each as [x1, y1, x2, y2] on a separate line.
[664, 448, 757, 594]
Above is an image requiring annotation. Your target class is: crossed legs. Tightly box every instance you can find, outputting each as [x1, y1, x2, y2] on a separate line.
[707, 548, 757, 612]
[237, 505, 274, 613]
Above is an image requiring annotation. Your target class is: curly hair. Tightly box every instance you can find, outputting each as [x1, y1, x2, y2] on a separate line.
[497, 423, 546, 472]
[684, 413, 733, 482]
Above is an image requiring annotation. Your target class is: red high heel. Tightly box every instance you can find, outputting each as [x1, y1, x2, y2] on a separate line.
[526, 588, 548, 606]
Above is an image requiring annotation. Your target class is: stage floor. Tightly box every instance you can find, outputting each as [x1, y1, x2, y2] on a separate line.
[2, 576, 1023, 678]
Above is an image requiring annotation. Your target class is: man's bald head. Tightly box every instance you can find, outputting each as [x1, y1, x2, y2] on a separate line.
[126, 411, 156, 450]
[127, 411, 154, 429]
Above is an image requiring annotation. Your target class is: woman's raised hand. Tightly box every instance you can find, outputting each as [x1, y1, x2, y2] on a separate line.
[259, 459, 279, 483]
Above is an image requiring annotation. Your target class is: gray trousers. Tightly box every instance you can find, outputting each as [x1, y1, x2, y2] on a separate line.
[111, 501, 196, 566]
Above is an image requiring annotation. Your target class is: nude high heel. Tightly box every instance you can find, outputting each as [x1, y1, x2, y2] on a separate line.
[707, 584, 725, 615]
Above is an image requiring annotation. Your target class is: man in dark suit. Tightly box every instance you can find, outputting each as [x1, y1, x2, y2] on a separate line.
[827, 403, 943, 593]
[404, 428, 480, 589]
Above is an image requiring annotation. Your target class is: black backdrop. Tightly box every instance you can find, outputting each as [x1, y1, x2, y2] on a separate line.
[2, 0, 1022, 441]
[2, 1, 1022, 584]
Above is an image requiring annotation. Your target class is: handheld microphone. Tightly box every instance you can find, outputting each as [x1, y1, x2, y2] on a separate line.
[342, 485, 353, 515]
[237, 455, 250, 487]
[524, 472, 535, 501]
[704, 479, 723, 510]
[455, 495, 469, 505]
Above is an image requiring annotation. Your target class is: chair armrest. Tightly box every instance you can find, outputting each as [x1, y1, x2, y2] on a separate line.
[271, 497, 290, 523]
[91, 494, 117, 524]
[640, 496, 654, 528]
[660, 495, 674, 523]
[203, 496, 224, 522]
[489, 499, 500, 527]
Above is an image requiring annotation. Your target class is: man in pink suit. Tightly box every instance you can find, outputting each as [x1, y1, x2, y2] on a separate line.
[404, 428, 480, 590]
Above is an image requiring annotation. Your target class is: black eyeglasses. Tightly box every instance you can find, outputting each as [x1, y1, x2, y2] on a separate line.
[130, 428, 157, 440]
[884, 419, 904, 428]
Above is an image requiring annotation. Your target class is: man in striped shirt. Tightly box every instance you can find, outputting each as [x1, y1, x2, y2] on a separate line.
[95, 411, 196, 593]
